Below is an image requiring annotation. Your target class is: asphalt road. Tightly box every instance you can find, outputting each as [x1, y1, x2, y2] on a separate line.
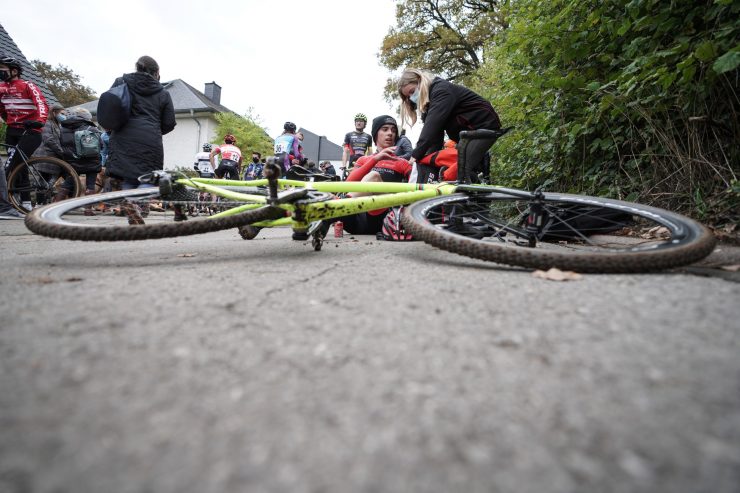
[1, 220, 739, 493]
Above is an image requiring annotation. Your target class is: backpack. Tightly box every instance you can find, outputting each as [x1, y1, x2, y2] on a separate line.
[73, 126, 102, 159]
[376, 207, 416, 241]
[96, 82, 131, 131]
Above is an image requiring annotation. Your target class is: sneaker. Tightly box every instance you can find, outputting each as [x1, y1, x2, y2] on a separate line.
[0, 208, 25, 220]
[21, 201, 33, 212]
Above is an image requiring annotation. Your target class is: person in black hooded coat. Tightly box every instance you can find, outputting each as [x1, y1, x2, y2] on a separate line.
[106, 55, 175, 188]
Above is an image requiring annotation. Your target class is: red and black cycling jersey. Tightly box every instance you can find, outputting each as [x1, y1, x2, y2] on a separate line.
[343, 131, 373, 157]
[0, 79, 49, 132]
[347, 154, 413, 216]
[348, 154, 412, 183]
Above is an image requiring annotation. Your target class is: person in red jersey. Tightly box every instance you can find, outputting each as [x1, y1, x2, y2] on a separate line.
[0, 56, 48, 218]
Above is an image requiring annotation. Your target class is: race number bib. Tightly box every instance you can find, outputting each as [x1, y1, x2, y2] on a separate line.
[274, 135, 293, 155]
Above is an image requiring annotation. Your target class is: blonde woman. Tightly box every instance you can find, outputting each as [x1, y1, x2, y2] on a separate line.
[397, 68, 501, 182]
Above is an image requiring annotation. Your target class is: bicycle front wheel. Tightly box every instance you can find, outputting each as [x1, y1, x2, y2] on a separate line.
[25, 187, 284, 241]
[402, 190, 716, 273]
[7, 157, 81, 213]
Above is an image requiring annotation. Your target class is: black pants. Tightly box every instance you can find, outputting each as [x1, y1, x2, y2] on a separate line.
[334, 211, 386, 235]
[4, 127, 42, 203]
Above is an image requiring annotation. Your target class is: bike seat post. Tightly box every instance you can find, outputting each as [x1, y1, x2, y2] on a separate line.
[263, 161, 281, 205]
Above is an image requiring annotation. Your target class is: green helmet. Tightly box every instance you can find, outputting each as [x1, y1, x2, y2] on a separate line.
[354, 113, 367, 122]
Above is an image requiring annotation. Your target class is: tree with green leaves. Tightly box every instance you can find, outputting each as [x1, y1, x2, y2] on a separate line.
[379, 0, 507, 95]
[31, 60, 97, 107]
[212, 110, 273, 158]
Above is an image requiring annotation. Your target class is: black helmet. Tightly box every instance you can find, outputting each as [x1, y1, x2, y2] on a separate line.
[354, 113, 367, 122]
[284, 121, 297, 132]
[203, 143, 212, 152]
[0, 56, 22, 75]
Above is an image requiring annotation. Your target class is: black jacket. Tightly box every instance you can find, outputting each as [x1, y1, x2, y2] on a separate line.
[106, 72, 176, 181]
[60, 116, 102, 174]
[413, 77, 501, 161]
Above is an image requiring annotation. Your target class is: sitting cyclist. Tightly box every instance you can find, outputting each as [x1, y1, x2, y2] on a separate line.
[194, 143, 215, 178]
[210, 134, 242, 180]
[336, 115, 412, 235]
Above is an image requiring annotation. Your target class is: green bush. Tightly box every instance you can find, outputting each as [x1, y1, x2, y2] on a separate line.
[478, 0, 739, 225]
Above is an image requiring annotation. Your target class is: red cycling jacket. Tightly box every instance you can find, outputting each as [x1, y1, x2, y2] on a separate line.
[347, 153, 413, 215]
[348, 154, 412, 183]
[0, 79, 49, 132]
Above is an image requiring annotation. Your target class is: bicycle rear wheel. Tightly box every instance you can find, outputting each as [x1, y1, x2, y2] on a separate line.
[402, 190, 716, 273]
[24, 186, 284, 241]
[6, 157, 81, 213]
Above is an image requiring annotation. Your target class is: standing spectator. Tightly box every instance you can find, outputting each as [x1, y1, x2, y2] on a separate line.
[395, 128, 413, 160]
[0, 55, 48, 218]
[194, 143, 215, 178]
[31, 103, 67, 202]
[293, 131, 307, 166]
[341, 113, 373, 171]
[100, 130, 111, 166]
[274, 122, 303, 172]
[32, 102, 65, 159]
[319, 161, 336, 177]
[106, 55, 176, 190]
[93, 130, 112, 210]
[243, 151, 264, 180]
[397, 67, 501, 183]
[209, 134, 242, 180]
[58, 107, 102, 214]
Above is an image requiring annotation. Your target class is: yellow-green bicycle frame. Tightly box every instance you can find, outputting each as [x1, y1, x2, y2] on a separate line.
[178, 177, 459, 230]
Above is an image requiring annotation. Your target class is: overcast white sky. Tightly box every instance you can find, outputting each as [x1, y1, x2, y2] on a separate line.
[3, 0, 411, 145]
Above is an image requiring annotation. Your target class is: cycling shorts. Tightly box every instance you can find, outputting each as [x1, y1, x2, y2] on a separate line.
[215, 159, 240, 180]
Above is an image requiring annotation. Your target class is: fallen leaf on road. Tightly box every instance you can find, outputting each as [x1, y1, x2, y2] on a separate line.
[532, 268, 583, 281]
[641, 226, 670, 239]
[177, 253, 196, 258]
[31, 276, 55, 284]
[720, 264, 740, 272]
[65, 277, 83, 282]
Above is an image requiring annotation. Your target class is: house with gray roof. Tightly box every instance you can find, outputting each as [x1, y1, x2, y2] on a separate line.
[0, 23, 59, 107]
[78, 78, 344, 173]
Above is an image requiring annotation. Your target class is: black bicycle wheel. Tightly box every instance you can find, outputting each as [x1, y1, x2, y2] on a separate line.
[402, 190, 716, 273]
[24, 186, 284, 241]
[6, 157, 81, 213]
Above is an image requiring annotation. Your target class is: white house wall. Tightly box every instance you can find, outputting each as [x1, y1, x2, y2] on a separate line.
[162, 113, 218, 170]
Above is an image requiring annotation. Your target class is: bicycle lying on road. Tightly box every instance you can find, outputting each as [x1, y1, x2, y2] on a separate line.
[24, 129, 716, 273]
[3, 121, 81, 213]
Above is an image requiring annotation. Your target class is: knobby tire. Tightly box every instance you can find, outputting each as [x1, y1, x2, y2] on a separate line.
[25, 187, 283, 241]
[402, 191, 716, 273]
[7, 157, 81, 213]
